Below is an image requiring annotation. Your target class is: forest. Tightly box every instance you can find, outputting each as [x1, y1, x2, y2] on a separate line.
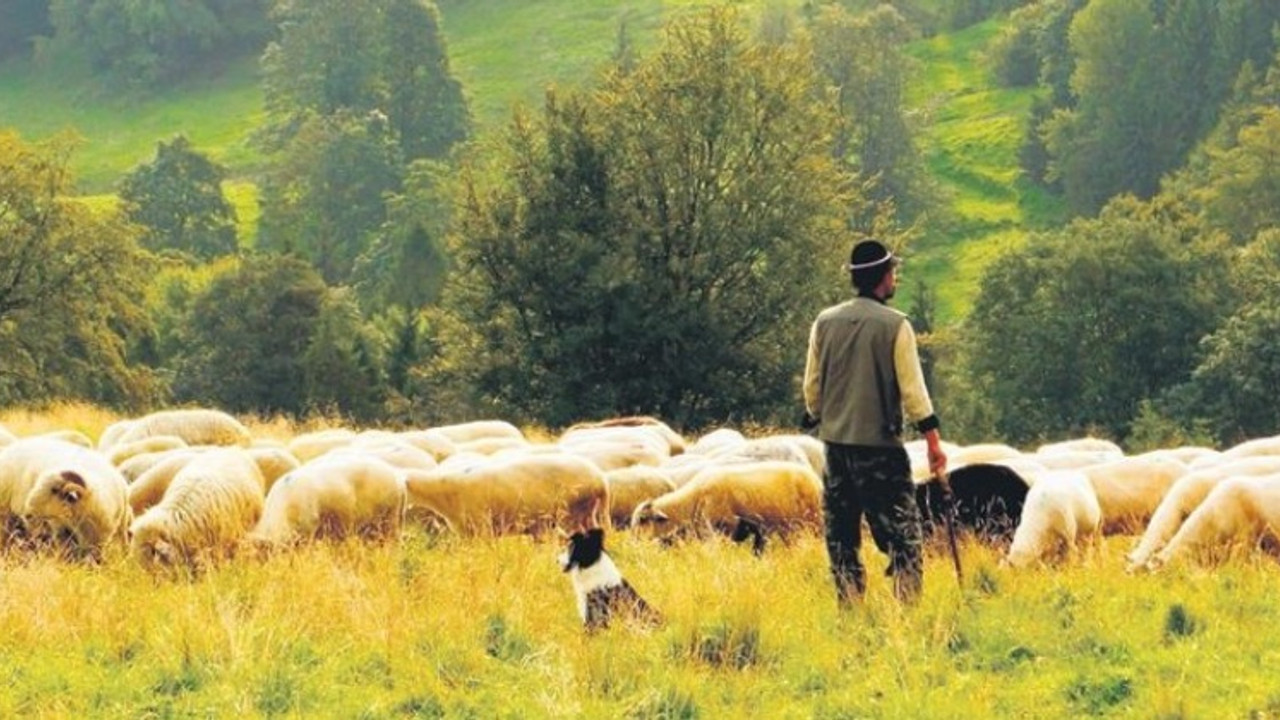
[2, 0, 1279, 449]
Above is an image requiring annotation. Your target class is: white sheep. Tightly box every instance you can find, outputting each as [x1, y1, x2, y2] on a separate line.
[1034, 437, 1124, 457]
[631, 460, 824, 552]
[403, 453, 606, 537]
[112, 408, 252, 449]
[395, 429, 458, 462]
[685, 428, 746, 456]
[106, 435, 189, 467]
[1127, 455, 1280, 570]
[564, 416, 686, 456]
[1004, 470, 1102, 568]
[603, 466, 676, 528]
[286, 427, 357, 463]
[1148, 474, 1280, 569]
[247, 454, 406, 548]
[129, 448, 265, 571]
[0, 437, 131, 557]
[0, 423, 17, 448]
[1080, 456, 1186, 534]
[430, 420, 524, 445]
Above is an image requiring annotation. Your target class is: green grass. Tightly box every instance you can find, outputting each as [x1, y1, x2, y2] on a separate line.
[0, 54, 264, 193]
[904, 18, 1067, 322]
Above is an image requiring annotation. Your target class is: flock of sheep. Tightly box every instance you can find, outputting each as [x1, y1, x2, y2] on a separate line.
[0, 407, 1276, 574]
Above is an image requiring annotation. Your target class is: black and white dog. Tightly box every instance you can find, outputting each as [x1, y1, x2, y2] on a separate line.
[559, 527, 662, 632]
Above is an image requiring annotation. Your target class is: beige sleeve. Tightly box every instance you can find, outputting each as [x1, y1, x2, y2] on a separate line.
[895, 321, 934, 423]
[803, 320, 821, 417]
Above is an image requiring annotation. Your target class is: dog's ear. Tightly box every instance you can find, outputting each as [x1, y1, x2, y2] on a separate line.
[586, 496, 603, 530]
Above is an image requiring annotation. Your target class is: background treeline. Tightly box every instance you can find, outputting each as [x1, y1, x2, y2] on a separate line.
[2, 0, 1279, 450]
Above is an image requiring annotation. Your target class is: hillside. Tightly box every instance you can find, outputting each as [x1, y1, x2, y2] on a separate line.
[0, 1, 1042, 322]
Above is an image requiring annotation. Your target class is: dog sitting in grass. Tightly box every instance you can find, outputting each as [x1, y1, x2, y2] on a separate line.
[559, 509, 662, 632]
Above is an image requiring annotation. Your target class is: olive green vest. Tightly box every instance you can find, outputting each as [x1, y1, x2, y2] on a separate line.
[811, 297, 906, 447]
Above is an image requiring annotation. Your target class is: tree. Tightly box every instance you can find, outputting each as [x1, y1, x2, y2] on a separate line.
[961, 197, 1228, 443]
[171, 254, 327, 415]
[351, 159, 452, 310]
[0, 131, 161, 408]
[1197, 108, 1280, 243]
[257, 109, 404, 284]
[259, 0, 469, 160]
[810, 4, 930, 226]
[118, 135, 238, 261]
[301, 287, 387, 422]
[47, 0, 270, 88]
[438, 8, 854, 428]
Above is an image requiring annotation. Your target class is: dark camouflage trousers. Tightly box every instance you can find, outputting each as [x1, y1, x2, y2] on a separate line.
[822, 443, 923, 604]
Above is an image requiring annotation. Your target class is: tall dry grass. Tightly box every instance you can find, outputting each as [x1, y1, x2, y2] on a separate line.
[0, 528, 1277, 718]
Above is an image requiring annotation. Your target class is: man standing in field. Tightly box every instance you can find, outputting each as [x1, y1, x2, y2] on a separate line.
[802, 239, 947, 605]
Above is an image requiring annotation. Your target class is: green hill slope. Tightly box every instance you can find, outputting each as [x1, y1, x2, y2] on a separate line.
[0, 3, 1056, 321]
[904, 18, 1066, 322]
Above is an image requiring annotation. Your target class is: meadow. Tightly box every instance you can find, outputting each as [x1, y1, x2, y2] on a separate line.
[0, 405, 1275, 718]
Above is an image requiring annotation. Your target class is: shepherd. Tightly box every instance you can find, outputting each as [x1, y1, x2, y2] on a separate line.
[802, 239, 950, 605]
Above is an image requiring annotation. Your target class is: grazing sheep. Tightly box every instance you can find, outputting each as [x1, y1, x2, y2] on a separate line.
[286, 428, 357, 463]
[403, 453, 607, 537]
[1081, 456, 1186, 534]
[0, 437, 131, 557]
[565, 416, 686, 456]
[1127, 456, 1280, 570]
[708, 436, 813, 472]
[1148, 474, 1280, 569]
[395, 429, 458, 462]
[1221, 435, 1280, 462]
[916, 463, 1030, 545]
[129, 448, 265, 571]
[33, 429, 94, 448]
[603, 466, 676, 528]
[560, 435, 667, 473]
[1032, 450, 1125, 471]
[951, 443, 1023, 469]
[685, 428, 747, 456]
[113, 408, 252, 449]
[106, 435, 189, 467]
[246, 446, 303, 492]
[1035, 437, 1124, 457]
[430, 420, 524, 445]
[631, 461, 824, 553]
[1004, 470, 1102, 568]
[247, 454, 406, 548]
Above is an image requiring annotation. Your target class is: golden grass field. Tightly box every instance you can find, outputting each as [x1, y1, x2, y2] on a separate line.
[1, 404, 1277, 718]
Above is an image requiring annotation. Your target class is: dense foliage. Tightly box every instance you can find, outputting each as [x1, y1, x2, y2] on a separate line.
[435, 8, 853, 428]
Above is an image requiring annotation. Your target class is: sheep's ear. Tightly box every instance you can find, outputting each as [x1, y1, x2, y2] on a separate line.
[54, 471, 87, 504]
[652, 509, 670, 523]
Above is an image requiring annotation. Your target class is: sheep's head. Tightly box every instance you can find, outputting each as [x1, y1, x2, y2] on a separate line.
[130, 516, 179, 570]
[22, 470, 93, 551]
[630, 501, 672, 540]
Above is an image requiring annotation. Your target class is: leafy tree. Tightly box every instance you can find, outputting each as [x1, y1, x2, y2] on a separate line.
[1196, 108, 1280, 243]
[260, 0, 469, 160]
[811, 4, 930, 226]
[118, 135, 238, 261]
[351, 159, 451, 310]
[47, 0, 270, 88]
[438, 8, 854, 428]
[1159, 231, 1280, 443]
[961, 197, 1228, 443]
[171, 254, 327, 415]
[381, 0, 470, 161]
[0, 131, 161, 409]
[257, 109, 404, 284]
[301, 286, 387, 422]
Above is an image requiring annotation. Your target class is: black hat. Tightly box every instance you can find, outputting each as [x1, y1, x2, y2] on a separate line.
[846, 239, 898, 271]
